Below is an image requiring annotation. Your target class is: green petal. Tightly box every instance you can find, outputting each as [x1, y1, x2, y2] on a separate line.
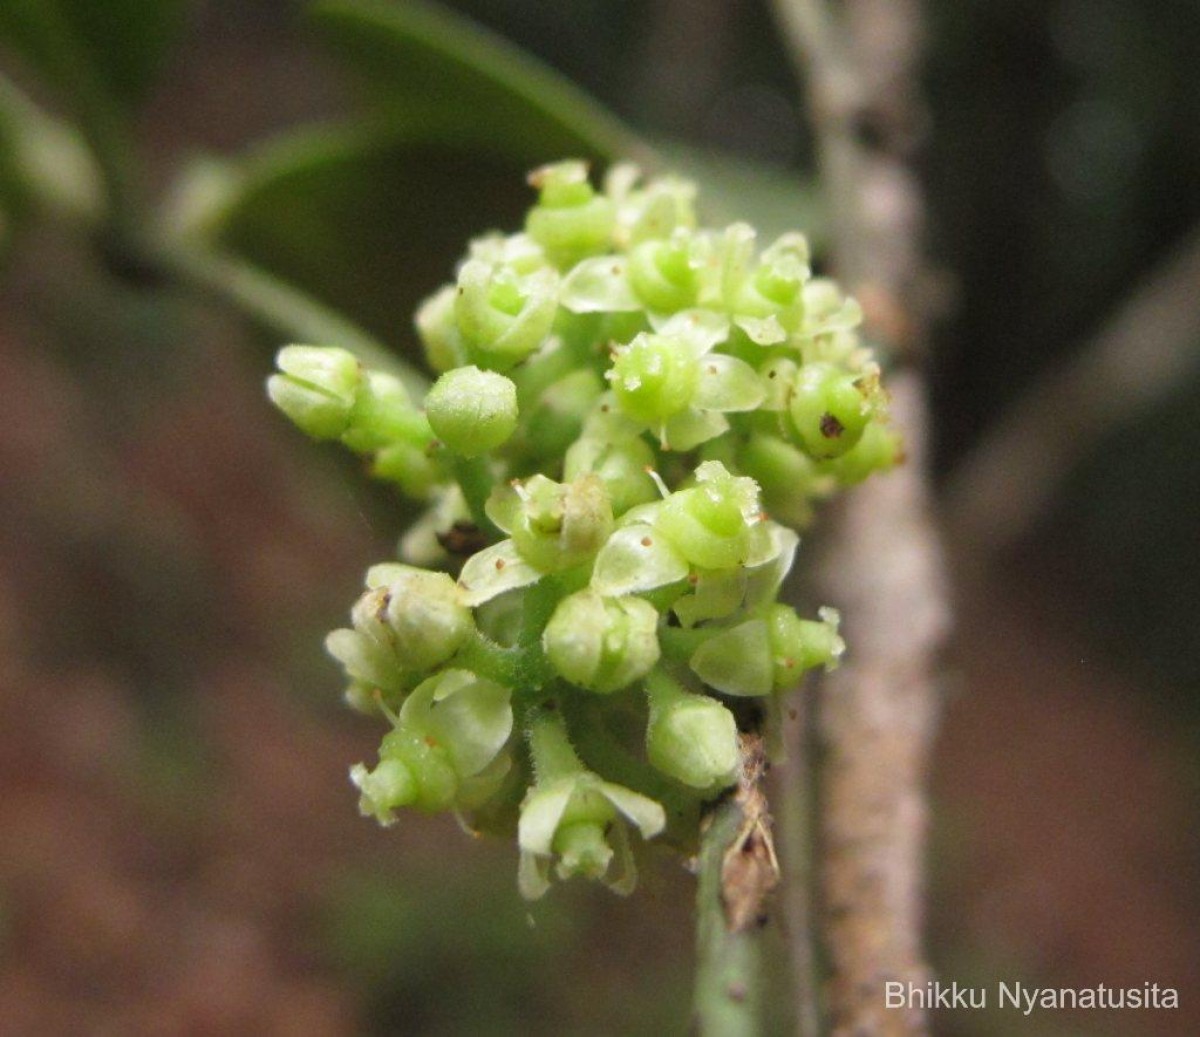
[518, 850, 553, 900]
[518, 782, 575, 855]
[591, 523, 689, 596]
[690, 619, 774, 696]
[457, 540, 541, 606]
[734, 314, 788, 345]
[744, 524, 799, 608]
[661, 408, 729, 451]
[560, 256, 642, 313]
[648, 308, 730, 356]
[692, 354, 766, 413]
[596, 782, 667, 840]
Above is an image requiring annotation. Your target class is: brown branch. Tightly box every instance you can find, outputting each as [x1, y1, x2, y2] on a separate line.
[771, 1, 951, 1033]
[944, 224, 1200, 575]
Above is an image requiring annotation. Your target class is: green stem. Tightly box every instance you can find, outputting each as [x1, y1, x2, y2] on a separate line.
[694, 794, 765, 1036]
[450, 453, 499, 538]
[526, 709, 584, 782]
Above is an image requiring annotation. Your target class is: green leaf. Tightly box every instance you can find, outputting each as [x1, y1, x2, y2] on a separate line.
[212, 126, 532, 352]
[308, 0, 642, 165]
[0, 0, 186, 107]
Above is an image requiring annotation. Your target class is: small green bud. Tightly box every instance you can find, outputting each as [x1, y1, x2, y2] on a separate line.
[628, 229, 702, 313]
[455, 259, 558, 370]
[357, 564, 473, 672]
[610, 332, 700, 423]
[644, 671, 739, 791]
[738, 433, 825, 528]
[767, 604, 844, 688]
[721, 226, 810, 329]
[424, 366, 518, 457]
[654, 461, 762, 571]
[606, 165, 698, 246]
[525, 161, 615, 268]
[267, 345, 361, 439]
[543, 590, 661, 693]
[784, 362, 882, 459]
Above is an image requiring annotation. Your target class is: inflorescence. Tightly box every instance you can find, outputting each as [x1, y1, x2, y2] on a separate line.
[268, 161, 899, 898]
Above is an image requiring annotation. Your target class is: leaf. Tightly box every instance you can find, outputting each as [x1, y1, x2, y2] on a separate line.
[0, 0, 186, 107]
[212, 127, 533, 352]
[308, 0, 642, 165]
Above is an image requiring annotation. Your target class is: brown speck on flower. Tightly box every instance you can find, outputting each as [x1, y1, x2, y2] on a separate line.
[495, 558, 506, 570]
[820, 412, 845, 439]
[641, 536, 653, 547]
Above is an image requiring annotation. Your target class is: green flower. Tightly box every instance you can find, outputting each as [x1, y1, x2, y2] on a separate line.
[518, 711, 665, 898]
[644, 670, 739, 792]
[607, 310, 764, 450]
[267, 345, 360, 439]
[425, 366, 519, 457]
[454, 258, 559, 371]
[543, 590, 661, 693]
[784, 361, 885, 459]
[525, 161, 615, 268]
[352, 669, 513, 820]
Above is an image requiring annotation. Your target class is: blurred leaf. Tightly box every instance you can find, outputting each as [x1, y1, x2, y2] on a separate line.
[308, 0, 644, 165]
[213, 126, 531, 357]
[0, 0, 186, 107]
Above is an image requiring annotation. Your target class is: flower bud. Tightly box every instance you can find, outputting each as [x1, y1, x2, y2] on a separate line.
[543, 590, 661, 693]
[267, 345, 361, 440]
[785, 362, 881, 459]
[454, 259, 558, 370]
[644, 671, 739, 791]
[525, 161, 614, 268]
[424, 365, 518, 457]
[654, 461, 761, 571]
[737, 432, 825, 528]
[610, 332, 700, 423]
[358, 564, 473, 672]
[628, 229, 702, 313]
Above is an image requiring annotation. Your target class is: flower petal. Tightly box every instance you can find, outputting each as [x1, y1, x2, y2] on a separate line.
[560, 256, 642, 313]
[517, 782, 575, 855]
[597, 782, 666, 840]
[690, 619, 774, 696]
[591, 523, 689, 596]
[457, 540, 540, 606]
[661, 408, 729, 451]
[518, 850, 553, 900]
[734, 314, 787, 345]
[692, 354, 766, 412]
[649, 308, 730, 355]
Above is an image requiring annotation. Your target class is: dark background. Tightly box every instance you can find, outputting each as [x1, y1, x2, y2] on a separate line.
[1, 1, 1198, 1033]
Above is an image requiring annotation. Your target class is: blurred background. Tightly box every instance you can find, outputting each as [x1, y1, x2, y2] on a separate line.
[1, 0, 1197, 1033]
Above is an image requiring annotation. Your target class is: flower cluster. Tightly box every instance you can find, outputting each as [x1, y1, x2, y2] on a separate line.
[269, 161, 897, 897]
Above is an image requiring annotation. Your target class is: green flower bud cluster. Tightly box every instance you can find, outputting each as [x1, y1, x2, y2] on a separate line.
[268, 162, 895, 898]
